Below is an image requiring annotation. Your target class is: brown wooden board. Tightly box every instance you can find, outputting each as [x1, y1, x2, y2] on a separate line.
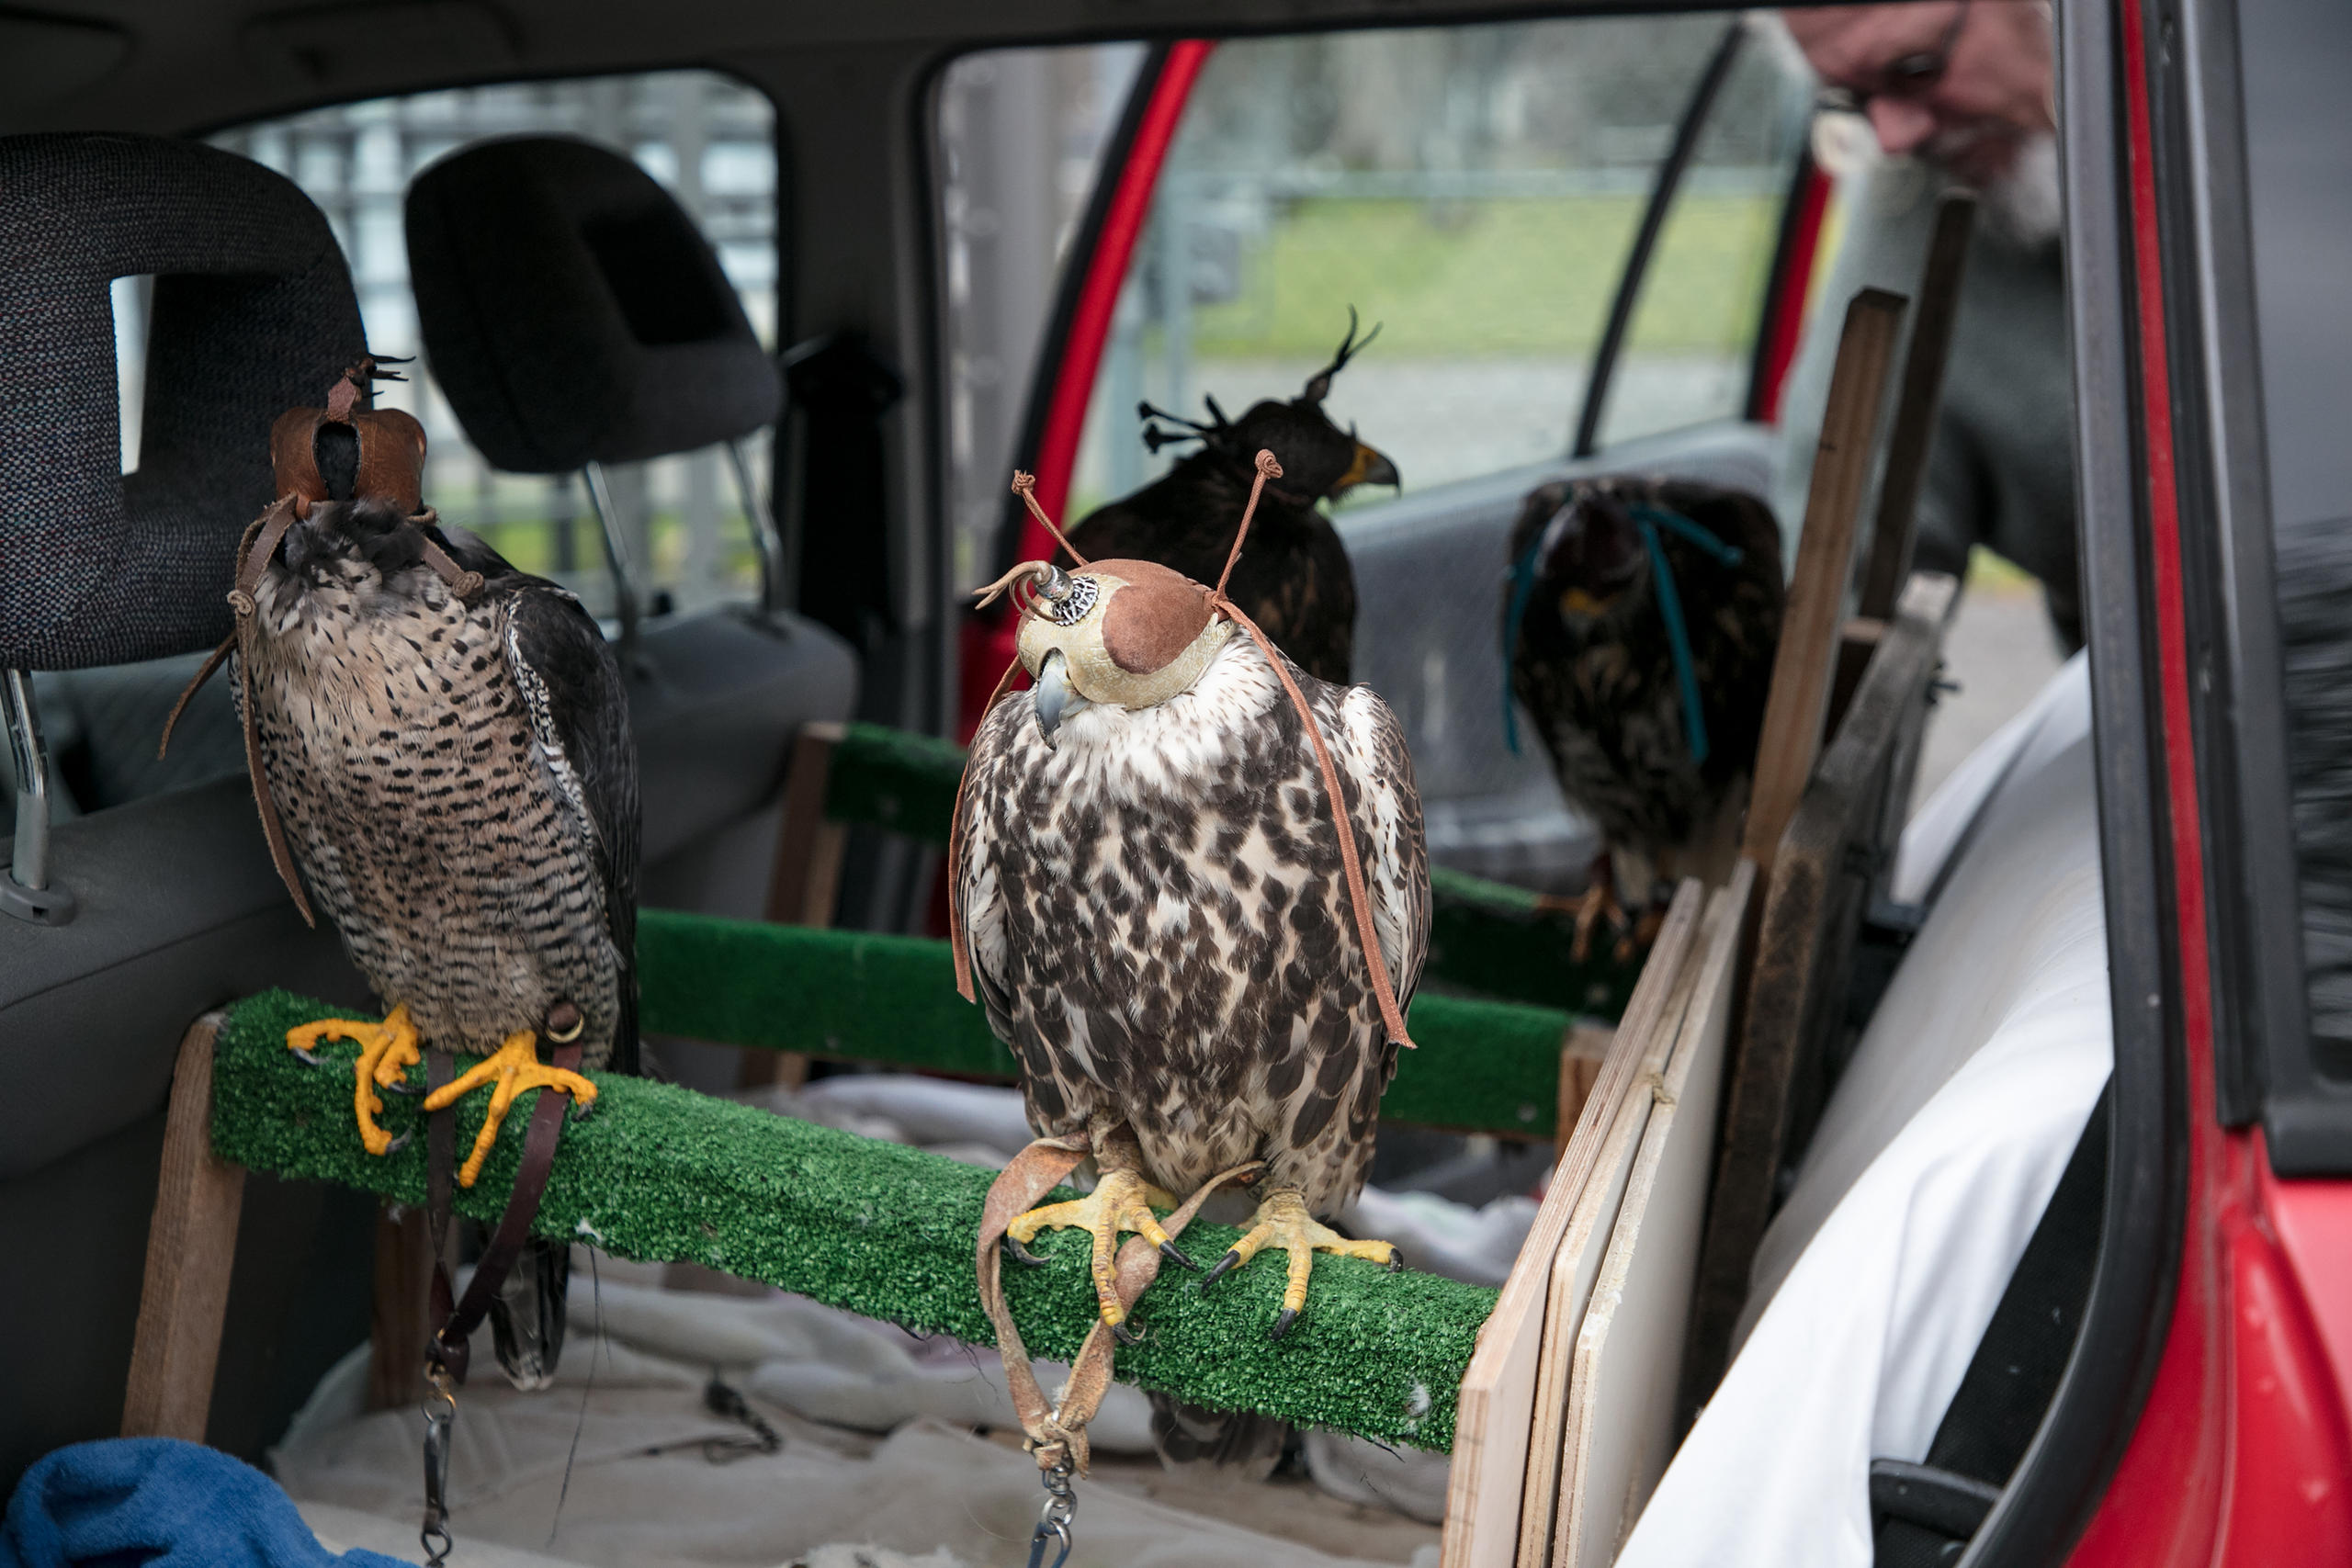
[123, 1014, 244, 1441]
[1684, 571, 1959, 1408]
[1555, 861, 1753, 1568]
[1441, 881, 1705, 1568]
[741, 719, 848, 1091]
[1831, 194, 1977, 734]
[1741, 288, 1908, 876]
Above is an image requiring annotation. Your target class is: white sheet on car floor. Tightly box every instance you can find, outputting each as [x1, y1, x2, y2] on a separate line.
[294, 1416, 1423, 1568]
[1614, 656, 2111, 1568]
[272, 1271, 1433, 1568]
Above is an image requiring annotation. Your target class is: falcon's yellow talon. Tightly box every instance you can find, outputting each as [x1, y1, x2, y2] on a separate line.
[1200, 1187, 1398, 1327]
[1005, 1167, 1179, 1333]
[423, 1031, 596, 1187]
[285, 1004, 424, 1158]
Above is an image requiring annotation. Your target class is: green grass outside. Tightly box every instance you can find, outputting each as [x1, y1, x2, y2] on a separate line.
[1185, 191, 1783, 360]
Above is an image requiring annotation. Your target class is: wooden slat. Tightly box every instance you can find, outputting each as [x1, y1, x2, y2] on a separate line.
[1831, 195, 1976, 734]
[1740, 288, 1908, 875]
[122, 1013, 244, 1440]
[1684, 571, 1958, 1408]
[1440, 881, 1705, 1568]
[1857, 195, 1978, 623]
[1555, 1024, 1613, 1155]
[742, 720, 849, 1090]
[1555, 862, 1752, 1568]
[1516, 900, 1724, 1567]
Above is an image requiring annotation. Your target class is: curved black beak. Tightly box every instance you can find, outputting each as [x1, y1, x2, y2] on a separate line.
[1333, 440, 1400, 497]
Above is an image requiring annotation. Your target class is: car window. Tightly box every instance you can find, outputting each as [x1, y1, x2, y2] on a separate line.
[1590, 31, 1815, 449]
[935, 47, 1149, 593]
[1008, 16, 1806, 529]
[200, 72, 777, 621]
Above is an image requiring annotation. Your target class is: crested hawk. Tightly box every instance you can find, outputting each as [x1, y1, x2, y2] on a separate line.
[1504, 475, 1782, 955]
[952, 531, 1429, 1350]
[1066, 310, 1397, 685]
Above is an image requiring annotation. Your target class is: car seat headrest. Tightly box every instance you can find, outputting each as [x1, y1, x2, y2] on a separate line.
[0, 133, 366, 671]
[404, 135, 781, 472]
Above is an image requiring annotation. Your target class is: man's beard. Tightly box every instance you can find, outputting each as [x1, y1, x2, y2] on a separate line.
[1930, 128, 2064, 247]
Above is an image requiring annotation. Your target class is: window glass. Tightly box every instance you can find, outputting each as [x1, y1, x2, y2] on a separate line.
[208, 73, 777, 620]
[935, 46, 1148, 591]
[1593, 36, 1815, 447]
[1052, 16, 1801, 523]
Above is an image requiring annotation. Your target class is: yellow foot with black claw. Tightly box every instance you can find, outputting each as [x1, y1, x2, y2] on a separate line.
[1197, 1187, 1403, 1340]
[1003, 1167, 1190, 1343]
[286, 1004, 424, 1156]
[423, 1031, 598, 1188]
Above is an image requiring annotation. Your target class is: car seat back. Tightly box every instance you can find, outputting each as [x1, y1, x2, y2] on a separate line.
[0, 132, 381, 1492]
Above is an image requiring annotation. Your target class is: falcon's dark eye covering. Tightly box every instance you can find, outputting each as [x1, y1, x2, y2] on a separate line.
[313, 423, 360, 502]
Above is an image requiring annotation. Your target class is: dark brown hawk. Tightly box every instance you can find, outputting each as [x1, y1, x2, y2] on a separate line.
[1504, 475, 1782, 956]
[1065, 310, 1397, 685]
[953, 543, 1429, 1350]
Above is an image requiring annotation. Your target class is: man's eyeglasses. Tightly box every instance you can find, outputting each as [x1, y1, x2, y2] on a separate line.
[1815, 0, 1973, 118]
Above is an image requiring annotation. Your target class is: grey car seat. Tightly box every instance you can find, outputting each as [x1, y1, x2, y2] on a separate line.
[0, 133, 390, 1489]
[401, 137, 858, 1092]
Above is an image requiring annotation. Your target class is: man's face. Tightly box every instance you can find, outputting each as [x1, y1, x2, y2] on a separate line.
[1784, 2, 2055, 187]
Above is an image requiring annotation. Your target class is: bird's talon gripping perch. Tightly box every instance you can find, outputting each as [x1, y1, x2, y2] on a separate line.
[423, 1030, 598, 1188]
[1002, 1166, 1183, 1337]
[1158, 1238, 1200, 1271]
[1001, 1235, 1048, 1269]
[1110, 1319, 1146, 1348]
[1195, 1187, 1400, 1337]
[285, 1003, 424, 1156]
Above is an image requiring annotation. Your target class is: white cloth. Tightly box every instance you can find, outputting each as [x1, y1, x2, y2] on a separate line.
[1616, 657, 2110, 1567]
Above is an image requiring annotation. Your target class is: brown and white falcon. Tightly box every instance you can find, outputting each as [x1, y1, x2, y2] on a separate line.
[951, 486, 1430, 1346]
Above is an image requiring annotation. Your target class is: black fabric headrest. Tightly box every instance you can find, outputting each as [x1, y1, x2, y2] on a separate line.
[405, 135, 780, 472]
[0, 134, 365, 671]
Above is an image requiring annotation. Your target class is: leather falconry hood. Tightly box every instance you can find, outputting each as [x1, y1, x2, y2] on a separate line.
[267, 357, 428, 517]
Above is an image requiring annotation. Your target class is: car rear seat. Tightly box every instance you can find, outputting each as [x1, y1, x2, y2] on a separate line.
[0, 133, 387, 1492]
[401, 133, 857, 1089]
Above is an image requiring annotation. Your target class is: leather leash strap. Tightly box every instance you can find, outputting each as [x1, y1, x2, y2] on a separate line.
[426, 1040, 582, 1385]
[975, 1133, 1257, 1478]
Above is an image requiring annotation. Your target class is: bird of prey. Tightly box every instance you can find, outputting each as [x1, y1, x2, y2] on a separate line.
[953, 462, 1429, 1369]
[1065, 310, 1398, 685]
[1503, 476, 1782, 958]
[196, 361, 639, 1374]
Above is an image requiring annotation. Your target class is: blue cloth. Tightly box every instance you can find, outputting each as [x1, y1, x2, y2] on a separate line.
[2, 1438, 409, 1568]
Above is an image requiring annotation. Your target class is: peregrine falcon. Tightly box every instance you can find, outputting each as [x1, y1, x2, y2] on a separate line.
[1066, 310, 1397, 684]
[1504, 476, 1782, 956]
[952, 506, 1429, 1346]
[220, 363, 639, 1190]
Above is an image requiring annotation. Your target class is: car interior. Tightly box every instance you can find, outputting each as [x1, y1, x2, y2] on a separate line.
[0, 0, 2162, 1562]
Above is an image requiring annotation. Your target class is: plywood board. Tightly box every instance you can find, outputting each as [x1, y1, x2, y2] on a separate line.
[1440, 879, 1706, 1568]
[1513, 912, 1719, 1568]
[1555, 861, 1755, 1568]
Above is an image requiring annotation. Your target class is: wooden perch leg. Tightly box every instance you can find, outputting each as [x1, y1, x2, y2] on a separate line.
[367, 1200, 437, 1410]
[743, 721, 850, 1091]
[122, 1013, 243, 1441]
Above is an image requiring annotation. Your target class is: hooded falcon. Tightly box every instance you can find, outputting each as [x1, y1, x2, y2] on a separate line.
[1065, 310, 1398, 685]
[1504, 475, 1782, 957]
[953, 458, 1428, 1364]
[192, 360, 638, 1371]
